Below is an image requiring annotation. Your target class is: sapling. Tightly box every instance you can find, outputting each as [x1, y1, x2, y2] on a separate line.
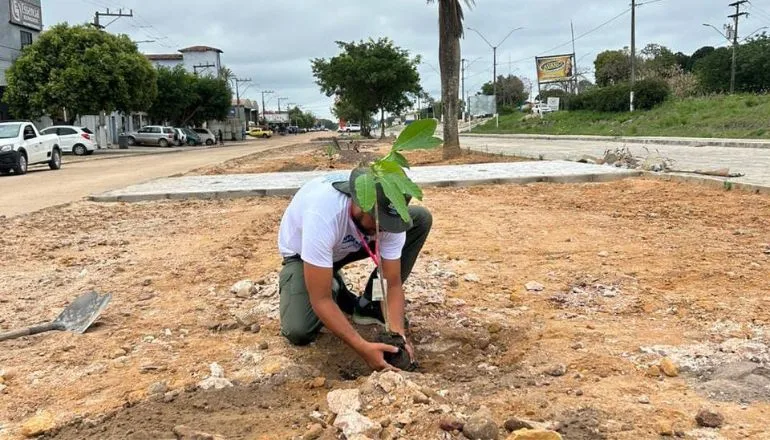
[352, 119, 441, 369]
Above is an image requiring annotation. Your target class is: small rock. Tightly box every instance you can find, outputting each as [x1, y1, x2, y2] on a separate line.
[301, 423, 325, 440]
[597, 251, 610, 258]
[0, 383, 7, 394]
[638, 395, 650, 404]
[695, 409, 724, 428]
[235, 310, 260, 328]
[148, 381, 168, 395]
[507, 429, 563, 440]
[309, 377, 327, 389]
[646, 365, 662, 377]
[659, 358, 679, 377]
[375, 371, 406, 393]
[487, 323, 503, 334]
[230, 280, 256, 298]
[333, 410, 381, 438]
[173, 424, 224, 440]
[326, 389, 361, 414]
[570, 342, 584, 350]
[258, 341, 269, 350]
[525, 281, 544, 292]
[440, 416, 464, 432]
[198, 377, 232, 391]
[164, 390, 181, 403]
[464, 273, 481, 283]
[575, 389, 584, 396]
[462, 415, 498, 440]
[249, 324, 262, 333]
[412, 391, 430, 404]
[21, 412, 55, 437]
[545, 364, 567, 377]
[504, 417, 534, 432]
[656, 420, 674, 436]
[142, 278, 153, 287]
[209, 363, 225, 378]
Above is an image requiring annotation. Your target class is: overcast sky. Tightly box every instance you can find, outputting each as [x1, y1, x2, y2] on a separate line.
[44, 0, 770, 119]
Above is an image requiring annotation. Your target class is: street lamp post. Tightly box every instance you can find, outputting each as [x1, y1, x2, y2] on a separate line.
[466, 26, 523, 100]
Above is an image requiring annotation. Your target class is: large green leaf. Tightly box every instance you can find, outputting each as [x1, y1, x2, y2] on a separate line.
[354, 172, 377, 212]
[386, 172, 424, 201]
[390, 151, 411, 169]
[393, 119, 443, 151]
[374, 158, 407, 177]
[377, 176, 411, 223]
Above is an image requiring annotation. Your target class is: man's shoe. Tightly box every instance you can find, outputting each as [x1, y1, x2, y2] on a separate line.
[353, 297, 386, 327]
[334, 272, 357, 316]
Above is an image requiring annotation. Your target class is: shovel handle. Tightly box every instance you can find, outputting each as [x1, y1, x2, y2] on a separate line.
[0, 322, 62, 342]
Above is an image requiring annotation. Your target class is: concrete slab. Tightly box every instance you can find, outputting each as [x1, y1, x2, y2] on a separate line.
[89, 161, 641, 203]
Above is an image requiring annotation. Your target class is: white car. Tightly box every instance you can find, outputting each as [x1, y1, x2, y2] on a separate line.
[173, 128, 187, 146]
[0, 122, 62, 175]
[533, 103, 554, 115]
[337, 123, 362, 133]
[192, 128, 217, 145]
[41, 126, 98, 156]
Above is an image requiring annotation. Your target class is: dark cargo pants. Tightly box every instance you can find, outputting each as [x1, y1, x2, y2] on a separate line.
[279, 206, 432, 346]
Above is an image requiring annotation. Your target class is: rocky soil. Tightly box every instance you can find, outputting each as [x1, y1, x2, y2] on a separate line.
[0, 153, 769, 439]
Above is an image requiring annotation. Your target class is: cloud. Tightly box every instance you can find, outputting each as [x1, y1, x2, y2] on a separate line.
[44, 0, 760, 118]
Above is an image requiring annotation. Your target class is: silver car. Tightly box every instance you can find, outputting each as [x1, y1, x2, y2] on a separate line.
[127, 126, 177, 147]
[192, 128, 216, 146]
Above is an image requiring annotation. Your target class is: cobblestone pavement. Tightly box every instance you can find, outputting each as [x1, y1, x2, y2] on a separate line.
[90, 161, 640, 203]
[462, 135, 770, 189]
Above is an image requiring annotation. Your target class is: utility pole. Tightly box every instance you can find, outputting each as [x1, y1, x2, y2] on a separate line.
[261, 90, 274, 122]
[277, 97, 289, 113]
[193, 63, 216, 76]
[571, 21, 578, 94]
[233, 78, 252, 106]
[461, 58, 466, 122]
[467, 26, 523, 102]
[92, 8, 133, 29]
[630, 0, 636, 111]
[728, 1, 749, 94]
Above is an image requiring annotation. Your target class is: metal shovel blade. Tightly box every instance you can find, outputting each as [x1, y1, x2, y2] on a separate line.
[53, 291, 113, 334]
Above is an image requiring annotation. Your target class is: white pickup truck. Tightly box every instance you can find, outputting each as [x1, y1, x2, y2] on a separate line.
[0, 122, 62, 175]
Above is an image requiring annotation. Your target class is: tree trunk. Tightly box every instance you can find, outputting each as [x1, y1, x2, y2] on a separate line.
[438, 0, 462, 159]
[380, 108, 385, 139]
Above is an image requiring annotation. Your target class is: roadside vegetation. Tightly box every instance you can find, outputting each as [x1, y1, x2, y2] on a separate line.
[473, 93, 770, 139]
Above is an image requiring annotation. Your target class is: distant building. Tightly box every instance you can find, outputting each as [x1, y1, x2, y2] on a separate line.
[0, 0, 42, 120]
[146, 45, 223, 77]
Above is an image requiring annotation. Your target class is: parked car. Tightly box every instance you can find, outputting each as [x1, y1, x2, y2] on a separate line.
[173, 128, 187, 146]
[337, 123, 362, 133]
[249, 128, 273, 138]
[181, 128, 202, 146]
[287, 126, 300, 134]
[0, 121, 62, 175]
[127, 125, 177, 147]
[192, 128, 216, 145]
[41, 126, 97, 156]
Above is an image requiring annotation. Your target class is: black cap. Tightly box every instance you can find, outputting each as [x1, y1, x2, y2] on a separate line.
[333, 168, 413, 233]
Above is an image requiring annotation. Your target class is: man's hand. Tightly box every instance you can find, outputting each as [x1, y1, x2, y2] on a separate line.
[358, 341, 400, 371]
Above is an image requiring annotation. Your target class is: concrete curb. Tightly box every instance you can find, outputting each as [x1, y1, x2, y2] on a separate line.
[461, 133, 770, 149]
[645, 172, 770, 195]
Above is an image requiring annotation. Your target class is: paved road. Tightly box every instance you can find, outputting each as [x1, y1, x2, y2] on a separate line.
[462, 135, 770, 189]
[0, 136, 310, 218]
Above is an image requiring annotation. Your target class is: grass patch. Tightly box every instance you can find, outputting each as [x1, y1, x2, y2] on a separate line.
[473, 94, 770, 139]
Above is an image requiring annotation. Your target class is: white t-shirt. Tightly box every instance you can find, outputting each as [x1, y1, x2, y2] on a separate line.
[278, 174, 406, 268]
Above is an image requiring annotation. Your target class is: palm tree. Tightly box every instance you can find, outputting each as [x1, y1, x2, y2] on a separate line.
[427, 0, 474, 159]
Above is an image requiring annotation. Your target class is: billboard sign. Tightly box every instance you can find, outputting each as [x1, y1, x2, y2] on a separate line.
[469, 95, 497, 116]
[536, 54, 574, 83]
[9, 0, 42, 31]
[547, 97, 561, 111]
[264, 112, 290, 123]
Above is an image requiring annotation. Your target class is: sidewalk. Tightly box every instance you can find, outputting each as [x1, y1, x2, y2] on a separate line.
[90, 161, 640, 203]
[461, 135, 770, 192]
[462, 133, 770, 149]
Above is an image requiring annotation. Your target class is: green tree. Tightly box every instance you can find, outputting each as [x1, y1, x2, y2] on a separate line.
[4, 24, 157, 121]
[332, 97, 371, 128]
[481, 74, 528, 106]
[427, 0, 474, 159]
[184, 76, 232, 125]
[687, 46, 716, 72]
[312, 38, 421, 138]
[317, 118, 338, 130]
[288, 106, 317, 128]
[594, 50, 631, 87]
[640, 43, 677, 78]
[148, 66, 195, 125]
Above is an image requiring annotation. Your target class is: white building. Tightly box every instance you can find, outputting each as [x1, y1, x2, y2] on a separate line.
[146, 45, 223, 77]
[0, 0, 42, 120]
